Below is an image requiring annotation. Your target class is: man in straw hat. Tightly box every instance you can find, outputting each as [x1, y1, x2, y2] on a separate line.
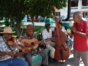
[0, 26, 29, 66]
[19, 24, 48, 66]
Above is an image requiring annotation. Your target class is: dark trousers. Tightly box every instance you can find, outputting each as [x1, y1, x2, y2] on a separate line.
[23, 48, 48, 66]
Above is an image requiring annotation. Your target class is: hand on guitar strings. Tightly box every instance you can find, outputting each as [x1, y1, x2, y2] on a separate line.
[23, 42, 31, 47]
[51, 37, 57, 41]
[6, 52, 16, 58]
[39, 41, 45, 45]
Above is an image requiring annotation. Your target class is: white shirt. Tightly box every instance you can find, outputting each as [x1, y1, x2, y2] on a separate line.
[42, 28, 54, 40]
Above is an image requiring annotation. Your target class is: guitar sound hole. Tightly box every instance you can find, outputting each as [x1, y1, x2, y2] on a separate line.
[31, 42, 35, 47]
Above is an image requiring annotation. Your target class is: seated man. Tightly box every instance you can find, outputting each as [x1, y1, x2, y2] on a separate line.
[42, 23, 55, 59]
[0, 27, 28, 66]
[19, 24, 48, 66]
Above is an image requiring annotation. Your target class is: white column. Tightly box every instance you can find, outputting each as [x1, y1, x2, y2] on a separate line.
[78, 0, 82, 11]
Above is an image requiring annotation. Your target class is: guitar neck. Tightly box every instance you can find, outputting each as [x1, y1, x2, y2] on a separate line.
[38, 38, 52, 44]
[35, 40, 44, 45]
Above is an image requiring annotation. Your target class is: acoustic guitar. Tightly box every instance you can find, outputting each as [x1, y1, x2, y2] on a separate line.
[8, 37, 56, 53]
[20, 38, 56, 50]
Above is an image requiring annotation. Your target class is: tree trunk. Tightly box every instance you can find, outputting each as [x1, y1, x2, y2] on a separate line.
[10, 17, 22, 37]
[31, 17, 34, 27]
[15, 21, 22, 37]
[10, 16, 14, 27]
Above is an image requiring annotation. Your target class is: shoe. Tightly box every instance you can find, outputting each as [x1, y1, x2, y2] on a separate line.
[52, 59, 58, 62]
[49, 58, 54, 62]
[58, 60, 65, 64]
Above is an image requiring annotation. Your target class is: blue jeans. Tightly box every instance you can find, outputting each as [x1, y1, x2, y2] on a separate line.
[0, 57, 28, 66]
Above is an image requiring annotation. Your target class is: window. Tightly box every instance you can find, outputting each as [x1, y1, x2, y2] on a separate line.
[83, 12, 88, 18]
[82, 12, 88, 21]
[71, 0, 78, 7]
[82, 0, 88, 6]
[56, 12, 60, 16]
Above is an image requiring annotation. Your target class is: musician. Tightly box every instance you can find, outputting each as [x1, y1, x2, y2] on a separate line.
[58, 20, 67, 34]
[0, 27, 29, 66]
[19, 24, 48, 66]
[42, 23, 55, 59]
[70, 11, 88, 66]
[52, 18, 70, 63]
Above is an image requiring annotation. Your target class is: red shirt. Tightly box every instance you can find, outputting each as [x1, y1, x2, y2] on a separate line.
[73, 20, 88, 51]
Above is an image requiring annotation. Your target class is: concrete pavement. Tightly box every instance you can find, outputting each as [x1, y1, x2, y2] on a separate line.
[49, 53, 84, 66]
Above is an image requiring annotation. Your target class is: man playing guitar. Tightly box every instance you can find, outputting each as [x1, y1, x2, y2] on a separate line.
[18, 24, 48, 66]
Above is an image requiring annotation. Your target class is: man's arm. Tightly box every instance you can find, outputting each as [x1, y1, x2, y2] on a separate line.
[15, 50, 30, 56]
[76, 31, 88, 38]
[0, 52, 8, 56]
[72, 22, 88, 38]
[0, 51, 15, 58]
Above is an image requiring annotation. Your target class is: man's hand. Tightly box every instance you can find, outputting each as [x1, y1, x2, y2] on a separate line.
[24, 42, 30, 47]
[72, 27, 77, 33]
[21, 47, 31, 53]
[51, 37, 57, 41]
[6, 52, 15, 58]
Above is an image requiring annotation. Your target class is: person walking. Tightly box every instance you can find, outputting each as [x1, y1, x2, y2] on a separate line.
[70, 11, 88, 66]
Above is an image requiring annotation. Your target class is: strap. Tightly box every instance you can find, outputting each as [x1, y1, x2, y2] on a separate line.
[2, 36, 13, 51]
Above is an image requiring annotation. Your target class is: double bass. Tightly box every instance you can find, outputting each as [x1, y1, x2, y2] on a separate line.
[52, 5, 71, 60]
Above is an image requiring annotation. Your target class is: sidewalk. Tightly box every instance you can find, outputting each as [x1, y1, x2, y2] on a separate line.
[49, 53, 84, 66]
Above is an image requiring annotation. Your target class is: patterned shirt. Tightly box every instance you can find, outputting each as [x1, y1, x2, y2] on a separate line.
[19, 33, 40, 54]
[0, 36, 19, 61]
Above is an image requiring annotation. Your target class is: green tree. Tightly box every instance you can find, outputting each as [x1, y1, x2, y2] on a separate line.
[26, 0, 67, 17]
[0, 0, 29, 36]
[0, 0, 67, 36]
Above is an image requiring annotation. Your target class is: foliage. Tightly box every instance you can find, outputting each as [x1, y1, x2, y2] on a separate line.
[0, 0, 67, 36]
[25, 0, 67, 18]
[0, 0, 29, 20]
[0, 0, 29, 36]
[4, 18, 10, 26]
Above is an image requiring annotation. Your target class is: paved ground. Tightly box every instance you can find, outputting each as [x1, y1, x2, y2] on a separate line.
[48, 53, 84, 66]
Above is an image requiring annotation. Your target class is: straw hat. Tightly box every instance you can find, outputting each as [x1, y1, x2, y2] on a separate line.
[0, 26, 14, 34]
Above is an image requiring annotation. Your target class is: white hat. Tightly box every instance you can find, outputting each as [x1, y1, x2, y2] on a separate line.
[0, 26, 14, 34]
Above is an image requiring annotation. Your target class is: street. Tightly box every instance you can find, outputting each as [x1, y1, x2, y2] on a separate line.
[49, 53, 84, 66]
